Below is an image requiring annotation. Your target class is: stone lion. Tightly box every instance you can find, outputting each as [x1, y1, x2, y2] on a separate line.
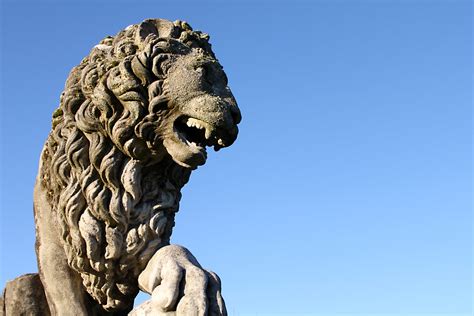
[30, 18, 240, 315]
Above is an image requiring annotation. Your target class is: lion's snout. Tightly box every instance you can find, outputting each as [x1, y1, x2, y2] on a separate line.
[182, 94, 240, 149]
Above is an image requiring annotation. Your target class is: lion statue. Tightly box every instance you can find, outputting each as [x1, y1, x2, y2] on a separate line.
[24, 18, 240, 315]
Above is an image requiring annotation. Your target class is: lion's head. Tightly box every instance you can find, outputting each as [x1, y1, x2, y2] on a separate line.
[40, 19, 240, 312]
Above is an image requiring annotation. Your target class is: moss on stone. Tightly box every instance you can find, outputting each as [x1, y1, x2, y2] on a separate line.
[52, 108, 63, 118]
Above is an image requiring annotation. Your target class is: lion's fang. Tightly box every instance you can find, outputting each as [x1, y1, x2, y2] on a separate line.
[186, 118, 213, 140]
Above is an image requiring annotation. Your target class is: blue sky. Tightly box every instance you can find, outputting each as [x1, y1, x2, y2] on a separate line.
[0, 1, 472, 315]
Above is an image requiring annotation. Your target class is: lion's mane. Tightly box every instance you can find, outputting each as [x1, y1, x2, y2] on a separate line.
[39, 20, 215, 311]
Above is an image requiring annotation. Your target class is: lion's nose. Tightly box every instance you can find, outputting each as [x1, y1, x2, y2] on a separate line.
[218, 103, 240, 145]
[215, 124, 238, 149]
[230, 105, 241, 125]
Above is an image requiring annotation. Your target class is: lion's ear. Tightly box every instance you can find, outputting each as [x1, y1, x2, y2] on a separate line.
[136, 19, 177, 44]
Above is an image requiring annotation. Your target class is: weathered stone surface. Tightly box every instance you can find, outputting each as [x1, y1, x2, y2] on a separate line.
[131, 245, 226, 315]
[3, 18, 239, 315]
[128, 300, 157, 316]
[2, 274, 50, 316]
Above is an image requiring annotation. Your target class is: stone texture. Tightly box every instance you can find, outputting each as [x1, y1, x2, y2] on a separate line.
[2, 274, 50, 316]
[131, 245, 226, 315]
[2, 18, 239, 316]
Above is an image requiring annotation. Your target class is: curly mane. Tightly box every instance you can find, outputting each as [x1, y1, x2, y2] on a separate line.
[39, 20, 215, 311]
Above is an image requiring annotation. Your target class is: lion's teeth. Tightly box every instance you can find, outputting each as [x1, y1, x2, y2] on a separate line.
[205, 128, 212, 140]
[186, 118, 207, 130]
[217, 138, 224, 146]
[186, 118, 196, 128]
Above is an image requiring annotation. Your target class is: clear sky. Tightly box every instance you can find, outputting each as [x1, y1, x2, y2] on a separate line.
[0, 1, 472, 315]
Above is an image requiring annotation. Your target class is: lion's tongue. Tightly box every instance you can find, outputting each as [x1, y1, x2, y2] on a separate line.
[163, 138, 207, 169]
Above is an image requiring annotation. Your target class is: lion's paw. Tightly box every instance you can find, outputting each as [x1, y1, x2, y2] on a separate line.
[131, 245, 226, 316]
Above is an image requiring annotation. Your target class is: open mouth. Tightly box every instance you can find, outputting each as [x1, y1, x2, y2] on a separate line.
[165, 114, 236, 169]
[174, 116, 225, 152]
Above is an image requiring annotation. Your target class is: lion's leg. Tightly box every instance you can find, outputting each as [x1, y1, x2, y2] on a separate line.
[34, 179, 91, 315]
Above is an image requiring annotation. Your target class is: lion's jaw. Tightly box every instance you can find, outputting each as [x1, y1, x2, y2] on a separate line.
[159, 52, 241, 169]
